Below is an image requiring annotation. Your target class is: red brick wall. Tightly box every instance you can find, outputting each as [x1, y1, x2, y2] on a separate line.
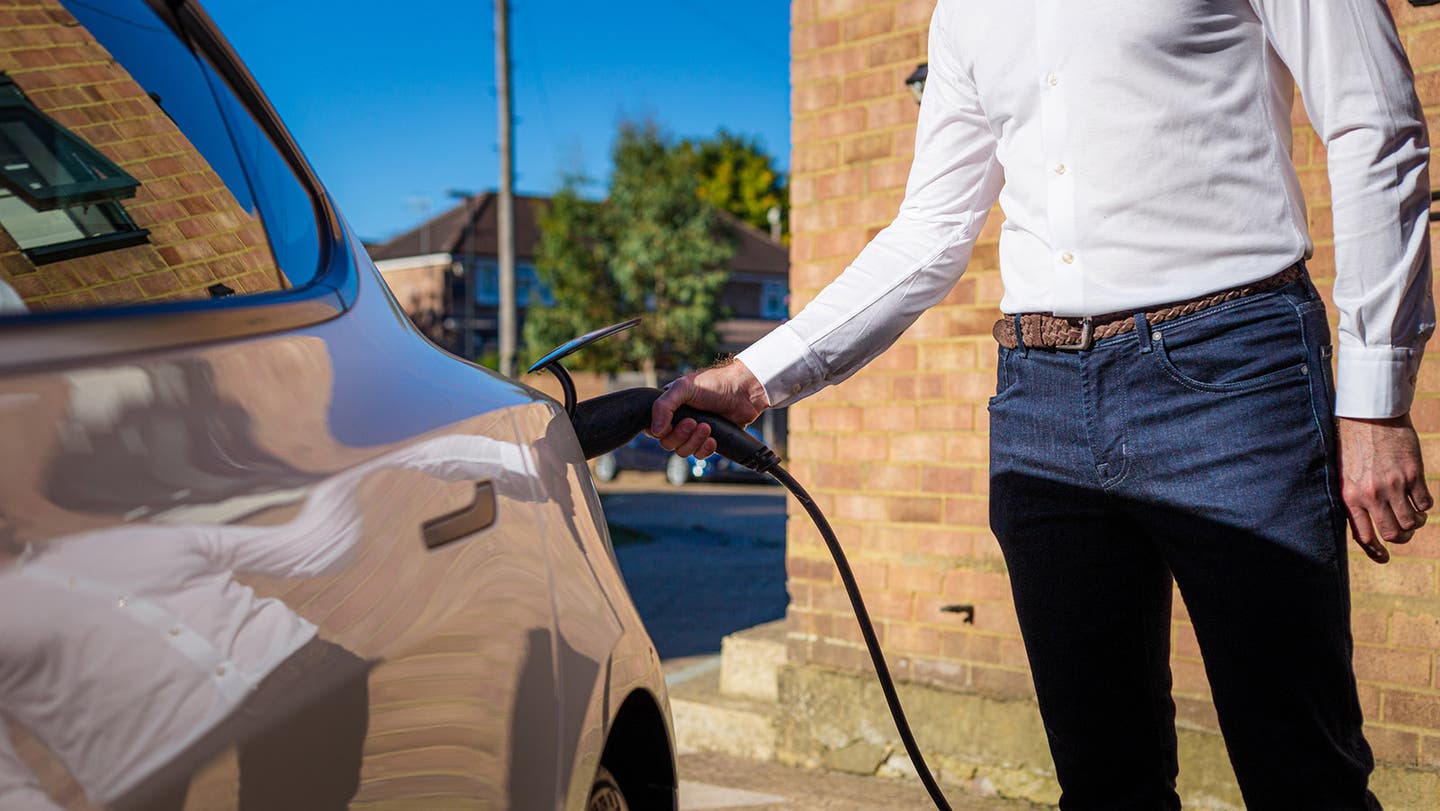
[0, 0, 280, 312]
[786, 0, 1440, 769]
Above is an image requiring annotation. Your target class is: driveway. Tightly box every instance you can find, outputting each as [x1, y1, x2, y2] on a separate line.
[601, 475, 787, 658]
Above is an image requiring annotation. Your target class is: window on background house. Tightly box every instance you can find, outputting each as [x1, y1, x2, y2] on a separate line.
[474, 259, 499, 305]
[516, 264, 553, 307]
[761, 279, 789, 320]
[472, 262, 553, 308]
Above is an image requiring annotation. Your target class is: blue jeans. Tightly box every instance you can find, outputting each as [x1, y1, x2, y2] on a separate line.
[988, 274, 1378, 810]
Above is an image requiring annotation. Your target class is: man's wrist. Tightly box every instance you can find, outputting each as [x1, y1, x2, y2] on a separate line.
[731, 359, 771, 410]
[1337, 413, 1413, 429]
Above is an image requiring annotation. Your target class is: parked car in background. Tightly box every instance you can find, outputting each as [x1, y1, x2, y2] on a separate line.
[594, 429, 773, 486]
[0, 2, 674, 809]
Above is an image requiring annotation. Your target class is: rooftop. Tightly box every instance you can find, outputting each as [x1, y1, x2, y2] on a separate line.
[366, 192, 787, 276]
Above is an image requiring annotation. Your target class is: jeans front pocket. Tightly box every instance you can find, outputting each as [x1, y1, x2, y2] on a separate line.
[989, 345, 1020, 407]
[1149, 293, 1311, 394]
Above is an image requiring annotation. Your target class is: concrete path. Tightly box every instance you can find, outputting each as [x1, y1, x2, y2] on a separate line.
[676, 752, 1049, 811]
[602, 476, 788, 658]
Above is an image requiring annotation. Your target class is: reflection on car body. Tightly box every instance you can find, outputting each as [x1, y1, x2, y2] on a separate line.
[0, 1, 677, 809]
[1, 432, 535, 806]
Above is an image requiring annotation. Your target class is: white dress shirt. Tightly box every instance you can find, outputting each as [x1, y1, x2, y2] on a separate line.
[740, 0, 1433, 418]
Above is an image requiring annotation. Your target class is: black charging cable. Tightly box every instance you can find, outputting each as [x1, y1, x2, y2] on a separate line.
[768, 464, 955, 811]
[571, 388, 955, 811]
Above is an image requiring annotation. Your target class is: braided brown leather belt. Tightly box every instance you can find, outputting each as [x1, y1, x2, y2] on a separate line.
[992, 263, 1305, 351]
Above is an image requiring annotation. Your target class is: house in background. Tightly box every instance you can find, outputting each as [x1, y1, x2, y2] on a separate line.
[365, 193, 548, 360]
[366, 192, 791, 364]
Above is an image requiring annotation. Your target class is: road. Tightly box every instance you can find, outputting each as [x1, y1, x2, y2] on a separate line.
[601, 474, 788, 658]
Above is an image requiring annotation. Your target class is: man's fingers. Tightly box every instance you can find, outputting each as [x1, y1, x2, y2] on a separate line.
[660, 418, 697, 452]
[1367, 493, 1408, 542]
[651, 379, 690, 437]
[1387, 490, 1424, 543]
[659, 418, 714, 458]
[1409, 476, 1434, 513]
[673, 421, 712, 458]
[1360, 539, 1391, 564]
[1344, 502, 1391, 564]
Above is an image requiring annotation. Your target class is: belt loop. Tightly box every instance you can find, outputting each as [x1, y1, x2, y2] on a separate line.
[1013, 314, 1029, 357]
[1134, 312, 1152, 354]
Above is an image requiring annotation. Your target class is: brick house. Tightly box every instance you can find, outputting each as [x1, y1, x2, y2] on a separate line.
[780, 1, 1440, 806]
[367, 193, 792, 364]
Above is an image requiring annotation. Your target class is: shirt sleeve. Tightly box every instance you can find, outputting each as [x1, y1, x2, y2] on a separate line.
[737, 0, 1004, 408]
[1249, 0, 1434, 418]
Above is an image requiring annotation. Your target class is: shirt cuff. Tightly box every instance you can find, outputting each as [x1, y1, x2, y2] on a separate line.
[1335, 345, 1419, 419]
[735, 323, 823, 409]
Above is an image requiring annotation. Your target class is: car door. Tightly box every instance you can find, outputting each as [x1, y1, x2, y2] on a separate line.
[0, 2, 563, 808]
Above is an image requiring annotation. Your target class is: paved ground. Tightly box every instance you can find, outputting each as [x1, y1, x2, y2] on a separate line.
[601, 474, 788, 658]
[676, 752, 1049, 811]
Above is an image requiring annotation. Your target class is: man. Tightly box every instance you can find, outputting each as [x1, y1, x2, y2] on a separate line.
[651, 1, 1432, 808]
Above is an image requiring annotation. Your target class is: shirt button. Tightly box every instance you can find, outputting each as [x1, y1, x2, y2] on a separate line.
[168, 627, 182, 637]
[116, 597, 128, 608]
[1054, 164, 1066, 175]
[1046, 72, 1059, 86]
[215, 665, 227, 677]
[791, 383, 802, 394]
[1061, 252, 1076, 265]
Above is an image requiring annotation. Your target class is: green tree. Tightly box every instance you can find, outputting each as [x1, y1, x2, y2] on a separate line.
[682, 129, 788, 241]
[526, 122, 734, 385]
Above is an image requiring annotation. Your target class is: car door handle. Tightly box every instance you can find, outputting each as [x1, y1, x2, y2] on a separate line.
[422, 481, 497, 549]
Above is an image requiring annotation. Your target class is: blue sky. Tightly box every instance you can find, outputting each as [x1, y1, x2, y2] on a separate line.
[203, 0, 792, 243]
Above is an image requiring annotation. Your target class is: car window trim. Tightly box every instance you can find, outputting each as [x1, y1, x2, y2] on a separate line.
[157, 0, 343, 281]
[0, 278, 345, 374]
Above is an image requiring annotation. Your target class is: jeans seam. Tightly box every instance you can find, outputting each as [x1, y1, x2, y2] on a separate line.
[1107, 354, 1132, 490]
[1135, 575, 1176, 803]
[1289, 297, 1347, 571]
[1081, 350, 1130, 491]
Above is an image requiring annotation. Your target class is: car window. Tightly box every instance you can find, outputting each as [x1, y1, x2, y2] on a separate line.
[0, 0, 323, 316]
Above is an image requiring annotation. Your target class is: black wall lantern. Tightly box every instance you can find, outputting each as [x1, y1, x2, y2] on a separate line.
[905, 63, 928, 104]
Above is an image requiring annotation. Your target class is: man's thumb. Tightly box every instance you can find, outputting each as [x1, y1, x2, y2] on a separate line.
[651, 381, 684, 436]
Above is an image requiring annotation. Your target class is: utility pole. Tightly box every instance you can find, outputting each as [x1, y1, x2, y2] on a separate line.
[495, 0, 517, 377]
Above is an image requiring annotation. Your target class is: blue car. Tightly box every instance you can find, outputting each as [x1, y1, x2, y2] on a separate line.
[594, 428, 770, 486]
